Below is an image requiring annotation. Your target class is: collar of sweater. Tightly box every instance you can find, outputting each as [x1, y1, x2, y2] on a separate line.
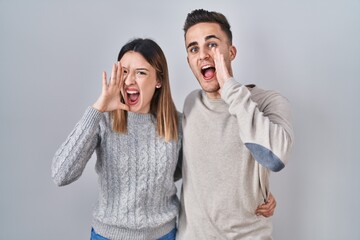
[127, 111, 155, 123]
[201, 90, 228, 111]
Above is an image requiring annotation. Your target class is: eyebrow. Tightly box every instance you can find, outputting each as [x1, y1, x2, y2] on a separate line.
[136, 68, 149, 71]
[122, 67, 149, 72]
[186, 41, 198, 50]
[186, 34, 221, 49]
[205, 35, 220, 41]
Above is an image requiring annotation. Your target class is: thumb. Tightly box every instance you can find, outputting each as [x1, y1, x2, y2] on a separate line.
[119, 102, 130, 111]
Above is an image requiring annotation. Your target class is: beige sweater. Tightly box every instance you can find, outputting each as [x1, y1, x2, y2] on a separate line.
[177, 78, 294, 239]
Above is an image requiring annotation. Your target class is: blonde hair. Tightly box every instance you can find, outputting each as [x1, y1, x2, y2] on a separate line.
[111, 38, 178, 141]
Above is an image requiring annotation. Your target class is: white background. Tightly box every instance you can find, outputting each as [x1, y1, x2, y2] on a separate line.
[0, 0, 359, 239]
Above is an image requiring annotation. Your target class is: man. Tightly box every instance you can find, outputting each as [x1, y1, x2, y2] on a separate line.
[177, 9, 294, 239]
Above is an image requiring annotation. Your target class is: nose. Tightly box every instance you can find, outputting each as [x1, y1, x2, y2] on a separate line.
[124, 72, 135, 86]
[199, 47, 210, 61]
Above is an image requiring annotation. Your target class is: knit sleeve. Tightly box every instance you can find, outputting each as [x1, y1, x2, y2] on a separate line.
[221, 78, 294, 172]
[51, 107, 103, 186]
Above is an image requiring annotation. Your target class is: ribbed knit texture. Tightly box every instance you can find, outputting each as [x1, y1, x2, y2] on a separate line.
[52, 107, 182, 240]
[177, 79, 294, 240]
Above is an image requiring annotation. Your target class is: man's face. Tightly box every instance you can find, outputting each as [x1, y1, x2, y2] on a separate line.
[185, 22, 236, 98]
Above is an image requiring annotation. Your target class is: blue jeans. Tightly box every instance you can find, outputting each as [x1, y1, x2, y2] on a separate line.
[158, 227, 177, 240]
[91, 228, 109, 240]
[90, 227, 176, 240]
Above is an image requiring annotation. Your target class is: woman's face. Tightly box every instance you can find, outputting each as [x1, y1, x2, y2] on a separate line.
[120, 51, 159, 113]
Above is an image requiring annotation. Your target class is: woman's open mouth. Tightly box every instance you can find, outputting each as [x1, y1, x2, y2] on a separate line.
[126, 89, 140, 105]
[201, 65, 216, 80]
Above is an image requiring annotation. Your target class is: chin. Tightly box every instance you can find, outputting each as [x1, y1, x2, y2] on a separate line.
[200, 80, 219, 90]
[129, 106, 140, 113]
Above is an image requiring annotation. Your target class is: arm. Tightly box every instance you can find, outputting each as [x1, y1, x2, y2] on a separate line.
[213, 48, 294, 172]
[222, 79, 293, 172]
[221, 80, 294, 171]
[51, 107, 102, 186]
[52, 62, 129, 186]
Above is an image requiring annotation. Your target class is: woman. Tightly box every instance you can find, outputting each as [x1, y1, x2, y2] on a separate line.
[52, 38, 181, 239]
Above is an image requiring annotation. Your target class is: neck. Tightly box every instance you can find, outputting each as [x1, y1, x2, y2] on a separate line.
[205, 89, 221, 99]
[205, 90, 221, 99]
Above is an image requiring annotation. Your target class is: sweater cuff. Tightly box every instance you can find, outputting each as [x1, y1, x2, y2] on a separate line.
[81, 106, 103, 129]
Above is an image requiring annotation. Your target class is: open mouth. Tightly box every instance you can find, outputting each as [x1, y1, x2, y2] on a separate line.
[126, 89, 140, 105]
[201, 65, 216, 80]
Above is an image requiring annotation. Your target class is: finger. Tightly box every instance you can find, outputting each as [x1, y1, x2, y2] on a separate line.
[102, 71, 107, 87]
[256, 208, 273, 217]
[268, 199, 276, 210]
[257, 202, 275, 214]
[211, 47, 230, 86]
[265, 196, 274, 206]
[268, 193, 276, 203]
[256, 207, 272, 215]
[110, 63, 117, 85]
[260, 211, 273, 218]
[212, 48, 221, 77]
[117, 62, 123, 88]
[268, 192, 274, 201]
[211, 47, 221, 66]
[266, 193, 276, 208]
[101, 71, 108, 91]
[256, 204, 270, 212]
[263, 207, 274, 217]
[262, 196, 276, 210]
[256, 198, 275, 215]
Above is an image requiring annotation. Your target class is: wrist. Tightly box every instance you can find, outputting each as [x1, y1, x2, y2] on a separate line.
[92, 102, 106, 112]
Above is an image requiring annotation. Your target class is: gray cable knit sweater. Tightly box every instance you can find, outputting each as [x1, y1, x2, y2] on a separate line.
[52, 107, 182, 240]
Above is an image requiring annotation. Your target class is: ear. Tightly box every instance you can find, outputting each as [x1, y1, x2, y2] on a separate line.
[229, 45, 237, 61]
[155, 81, 162, 88]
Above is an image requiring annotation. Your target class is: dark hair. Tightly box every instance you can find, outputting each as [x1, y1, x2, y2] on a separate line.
[112, 38, 178, 141]
[183, 9, 233, 44]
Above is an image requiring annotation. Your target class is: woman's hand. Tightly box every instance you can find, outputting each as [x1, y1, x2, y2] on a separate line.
[92, 62, 129, 112]
[255, 192, 277, 218]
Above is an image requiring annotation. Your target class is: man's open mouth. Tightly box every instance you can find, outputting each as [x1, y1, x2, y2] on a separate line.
[201, 65, 216, 80]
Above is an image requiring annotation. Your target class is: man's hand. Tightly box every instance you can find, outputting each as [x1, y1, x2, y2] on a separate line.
[212, 47, 232, 89]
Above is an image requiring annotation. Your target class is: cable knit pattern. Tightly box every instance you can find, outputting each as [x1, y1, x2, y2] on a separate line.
[51, 107, 182, 240]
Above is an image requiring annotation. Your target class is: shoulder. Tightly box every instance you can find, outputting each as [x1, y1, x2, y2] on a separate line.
[184, 89, 202, 102]
[97, 111, 112, 133]
[183, 89, 202, 110]
[249, 87, 293, 125]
